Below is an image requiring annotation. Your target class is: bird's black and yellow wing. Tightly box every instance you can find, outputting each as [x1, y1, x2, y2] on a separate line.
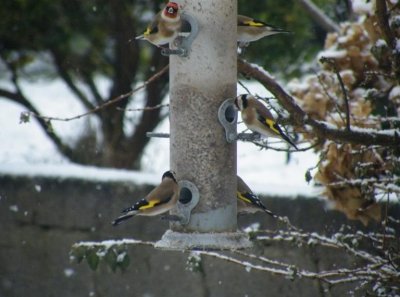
[238, 18, 269, 28]
[256, 113, 298, 150]
[121, 196, 171, 213]
[237, 191, 275, 217]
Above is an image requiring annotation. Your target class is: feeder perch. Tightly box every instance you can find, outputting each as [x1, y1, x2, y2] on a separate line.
[161, 12, 199, 57]
[218, 98, 238, 143]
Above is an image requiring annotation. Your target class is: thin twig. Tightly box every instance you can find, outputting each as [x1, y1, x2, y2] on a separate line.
[315, 70, 347, 126]
[73, 239, 156, 248]
[22, 64, 169, 122]
[117, 103, 169, 112]
[72, 226, 400, 291]
[233, 250, 292, 269]
[375, 0, 400, 81]
[239, 135, 320, 152]
[320, 57, 351, 131]
[383, 192, 390, 250]
[327, 177, 400, 188]
[238, 80, 253, 95]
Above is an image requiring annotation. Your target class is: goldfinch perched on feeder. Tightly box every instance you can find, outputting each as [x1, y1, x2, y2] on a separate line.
[237, 176, 275, 217]
[234, 94, 298, 149]
[135, 2, 182, 47]
[237, 15, 289, 46]
[112, 171, 179, 226]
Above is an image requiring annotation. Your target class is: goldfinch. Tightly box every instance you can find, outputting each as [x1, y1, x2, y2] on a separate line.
[237, 175, 275, 217]
[135, 2, 182, 47]
[238, 15, 289, 45]
[234, 94, 298, 149]
[112, 171, 179, 226]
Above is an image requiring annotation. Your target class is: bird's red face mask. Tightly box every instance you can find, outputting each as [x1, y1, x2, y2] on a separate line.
[164, 2, 179, 18]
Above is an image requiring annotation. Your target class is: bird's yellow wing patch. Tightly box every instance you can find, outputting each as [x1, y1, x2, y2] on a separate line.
[138, 199, 160, 210]
[144, 21, 159, 36]
[241, 20, 265, 27]
[265, 118, 280, 135]
[144, 27, 152, 36]
[237, 192, 252, 204]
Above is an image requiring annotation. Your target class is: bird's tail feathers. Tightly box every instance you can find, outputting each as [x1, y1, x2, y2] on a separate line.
[280, 133, 298, 150]
[262, 29, 290, 38]
[262, 208, 276, 218]
[246, 193, 277, 218]
[112, 213, 136, 226]
[135, 35, 144, 40]
[273, 28, 291, 34]
[271, 121, 298, 150]
[113, 206, 139, 226]
[121, 205, 136, 214]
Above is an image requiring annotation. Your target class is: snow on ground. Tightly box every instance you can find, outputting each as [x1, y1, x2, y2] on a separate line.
[0, 162, 161, 185]
[0, 78, 319, 197]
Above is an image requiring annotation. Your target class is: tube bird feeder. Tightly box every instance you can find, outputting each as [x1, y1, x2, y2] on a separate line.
[156, 0, 252, 250]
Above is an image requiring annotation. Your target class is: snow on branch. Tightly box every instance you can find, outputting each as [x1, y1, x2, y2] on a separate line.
[237, 58, 400, 147]
[71, 239, 154, 271]
[70, 225, 400, 295]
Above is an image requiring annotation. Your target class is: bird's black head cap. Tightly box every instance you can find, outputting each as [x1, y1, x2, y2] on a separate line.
[162, 170, 177, 182]
[234, 94, 248, 110]
[241, 94, 248, 108]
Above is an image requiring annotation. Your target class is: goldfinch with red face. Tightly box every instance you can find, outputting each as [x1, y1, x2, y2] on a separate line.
[135, 2, 182, 47]
[237, 15, 289, 45]
[234, 94, 298, 149]
[237, 175, 275, 217]
[112, 171, 179, 226]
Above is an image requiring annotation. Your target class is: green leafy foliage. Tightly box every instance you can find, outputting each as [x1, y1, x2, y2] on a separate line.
[86, 248, 100, 271]
[19, 112, 31, 124]
[70, 243, 130, 272]
[186, 252, 204, 274]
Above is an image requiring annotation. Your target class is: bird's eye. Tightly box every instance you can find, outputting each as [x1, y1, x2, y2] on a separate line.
[168, 7, 174, 14]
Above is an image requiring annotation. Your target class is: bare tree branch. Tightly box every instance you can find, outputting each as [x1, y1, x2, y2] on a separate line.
[71, 224, 400, 293]
[117, 103, 169, 112]
[0, 56, 78, 161]
[314, 69, 347, 125]
[320, 57, 351, 131]
[0, 88, 77, 160]
[295, 0, 340, 33]
[51, 50, 96, 111]
[237, 59, 400, 146]
[21, 65, 169, 122]
[126, 51, 169, 168]
[376, 0, 395, 49]
[376, 0, 400, 80]
[82, 73, 104, 105]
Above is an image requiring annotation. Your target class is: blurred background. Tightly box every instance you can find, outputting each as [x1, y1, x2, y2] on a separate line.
[0, 0, 345, 170]
[1, 1, 399, 296]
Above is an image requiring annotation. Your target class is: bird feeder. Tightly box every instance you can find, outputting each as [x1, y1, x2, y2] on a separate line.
[155, 0, 252, 250]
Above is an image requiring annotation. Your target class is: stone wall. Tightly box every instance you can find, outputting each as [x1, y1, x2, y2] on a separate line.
[0, 174, 396, 297]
